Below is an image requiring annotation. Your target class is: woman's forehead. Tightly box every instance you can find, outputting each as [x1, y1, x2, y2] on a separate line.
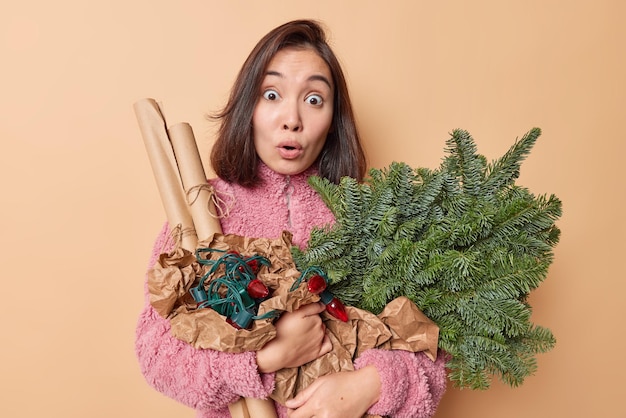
[264, 48, 333, 89]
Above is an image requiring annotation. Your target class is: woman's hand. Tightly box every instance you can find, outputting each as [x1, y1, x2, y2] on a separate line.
[256, 302, 332, 373]
[285, 366, 381, 418]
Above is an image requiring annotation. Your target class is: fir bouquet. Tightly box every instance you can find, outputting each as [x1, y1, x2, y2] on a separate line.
[292, 128, 561, 390]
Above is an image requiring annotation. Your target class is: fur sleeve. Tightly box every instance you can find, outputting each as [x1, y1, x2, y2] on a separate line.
[354, 349, 448, 418]
[134, 224, 275, 412]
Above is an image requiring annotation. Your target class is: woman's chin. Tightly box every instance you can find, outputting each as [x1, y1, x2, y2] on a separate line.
[263, 160, 312, 177]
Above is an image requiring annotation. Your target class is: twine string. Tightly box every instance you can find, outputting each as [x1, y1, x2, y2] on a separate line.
[185, 183, 233, 219]
[161, 223, 198, 253]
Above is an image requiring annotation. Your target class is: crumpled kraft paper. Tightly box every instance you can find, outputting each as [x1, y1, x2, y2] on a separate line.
[147, 230, 439, 407]
[271, 297, 439, 405]
[148, 231, 320, 352]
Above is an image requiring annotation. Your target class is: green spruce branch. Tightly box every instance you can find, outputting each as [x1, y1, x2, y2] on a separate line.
[292, 128, 561, 390]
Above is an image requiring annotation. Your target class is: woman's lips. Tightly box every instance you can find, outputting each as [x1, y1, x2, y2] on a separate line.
[277, 143, 303, 160]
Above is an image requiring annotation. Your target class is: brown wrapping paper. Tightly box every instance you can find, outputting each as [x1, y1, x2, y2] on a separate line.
[271, 298, 438, 405]
[150, 232, 319, 351]
[168, 122, 222, 242]
[135, 98, 276, 418]
[149, 232, 439, 411]
[134, 98, 197, 250]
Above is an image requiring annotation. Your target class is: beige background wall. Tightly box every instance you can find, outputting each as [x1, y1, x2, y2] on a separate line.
[1, 1, 623, 417]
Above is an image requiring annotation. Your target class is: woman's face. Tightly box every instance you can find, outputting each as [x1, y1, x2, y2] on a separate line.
[252, 47, 334, 176]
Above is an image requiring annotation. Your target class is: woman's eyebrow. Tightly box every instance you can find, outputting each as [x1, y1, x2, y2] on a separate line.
[264, 71, 332, 90]
[265, 70, 283, 78]
[308, 74, 333, 90]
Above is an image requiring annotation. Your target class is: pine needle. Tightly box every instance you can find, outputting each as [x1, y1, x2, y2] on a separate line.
[294, 128, 561, 390]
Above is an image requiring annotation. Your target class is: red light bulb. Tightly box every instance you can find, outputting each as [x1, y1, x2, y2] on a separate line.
[246, 259, 260, 274]
[320, 290, 348, 322]
[247, 279, 269, 299]
[307, 274, 327, 294]
[227, 309, 254, 329]
[226, 317, 243, 329]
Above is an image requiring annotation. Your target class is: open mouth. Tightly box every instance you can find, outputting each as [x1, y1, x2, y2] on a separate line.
[277, 144, 302, 159]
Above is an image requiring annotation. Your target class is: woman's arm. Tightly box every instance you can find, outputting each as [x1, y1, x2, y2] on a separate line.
[354, 349, 448, 418]
[135, 224, 333, 411]
[134, 224, 275, 411]
[285, 349, 447, 418]
[135, 302, 275, 410]
[256, 302, 332, 373]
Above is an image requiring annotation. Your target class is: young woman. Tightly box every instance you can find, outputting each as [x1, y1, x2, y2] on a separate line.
[136, 19, 447, 418]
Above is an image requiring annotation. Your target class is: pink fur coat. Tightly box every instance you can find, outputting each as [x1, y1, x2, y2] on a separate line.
[135, 164, 447, 417]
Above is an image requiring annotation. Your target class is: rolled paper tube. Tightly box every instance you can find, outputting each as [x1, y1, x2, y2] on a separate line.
[136, 98, 276, 418]
[228, 397, 279, 418]
[228, 399, 250, 418]
[242, 398, 279, 417]
[168, 122, 223, 241]
[134, 98, 197, 251]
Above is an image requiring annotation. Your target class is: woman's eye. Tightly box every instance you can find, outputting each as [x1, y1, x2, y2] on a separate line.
[262, 89, 280, 101]
[306, 94, 323, 106]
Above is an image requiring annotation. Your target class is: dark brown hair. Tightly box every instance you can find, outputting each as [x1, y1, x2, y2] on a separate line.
[210, 19, 367, 186]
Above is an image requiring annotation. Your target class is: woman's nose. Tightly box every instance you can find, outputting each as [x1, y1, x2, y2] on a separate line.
[281, 101, 302, 132]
